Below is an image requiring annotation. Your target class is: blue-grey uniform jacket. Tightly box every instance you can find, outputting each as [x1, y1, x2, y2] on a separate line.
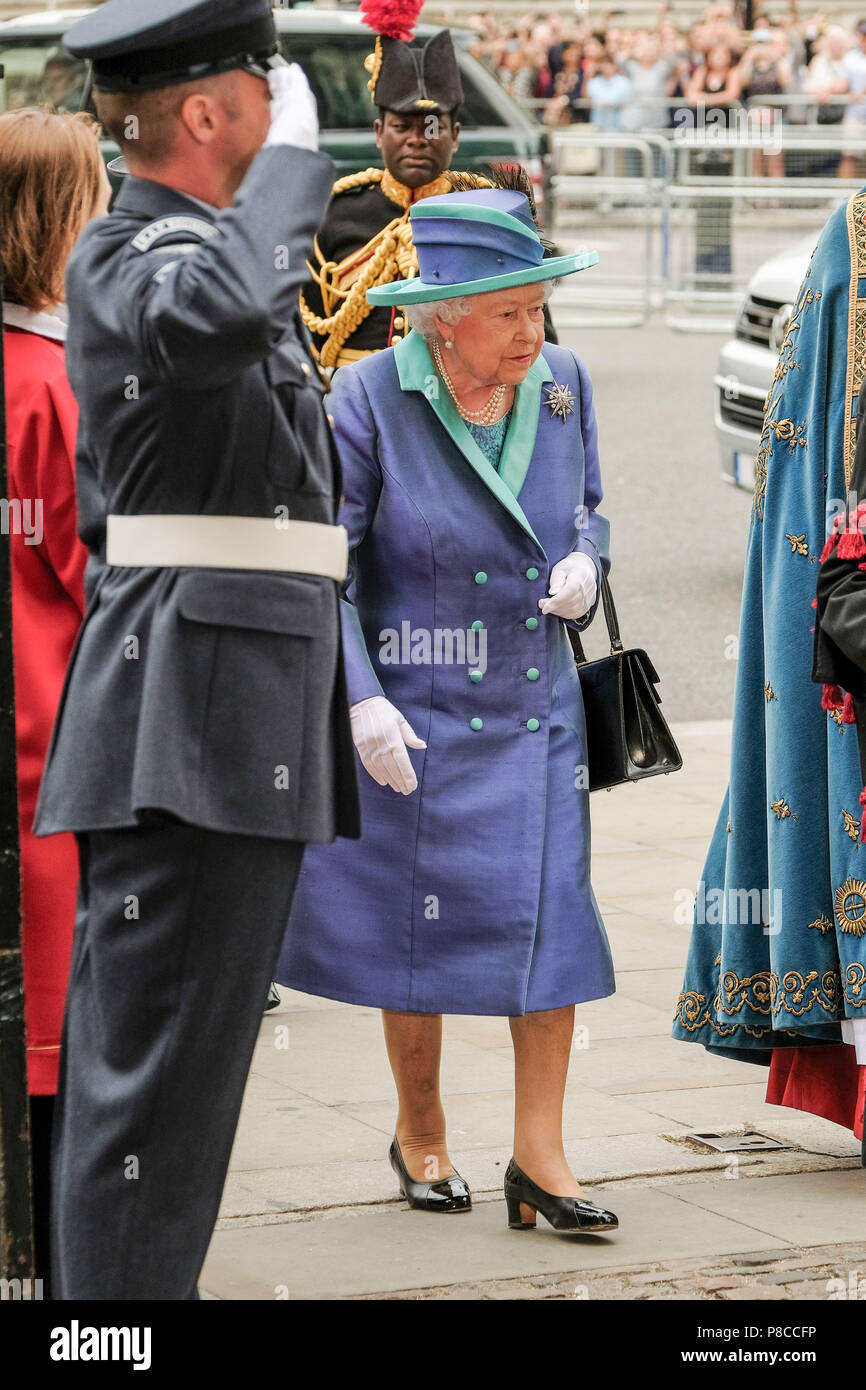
[35, 144, 360, 844]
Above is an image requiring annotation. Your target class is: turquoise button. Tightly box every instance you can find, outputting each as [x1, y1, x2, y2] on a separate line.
[527, 718, 540, 732]
[469, 670, 483, 683]
[471, 620, 484, 631]
[474, 571, 487, 584]
[526, 567, 539, 581]
[525, 617, 539, 630]
[470, 717, 483, 731]
[526, 668, 540, 681]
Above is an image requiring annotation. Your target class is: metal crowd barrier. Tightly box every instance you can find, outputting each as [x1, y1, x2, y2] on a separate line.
[550, 130, 673, 327]
[545, 112, 866, 332]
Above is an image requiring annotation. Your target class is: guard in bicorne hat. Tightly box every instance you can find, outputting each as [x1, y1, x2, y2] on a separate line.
[301, 3, 463, 369]
[300, 0, 558, 370]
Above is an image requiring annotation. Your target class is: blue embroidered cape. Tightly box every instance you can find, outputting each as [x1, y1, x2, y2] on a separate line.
[673, 187, 866, 1061]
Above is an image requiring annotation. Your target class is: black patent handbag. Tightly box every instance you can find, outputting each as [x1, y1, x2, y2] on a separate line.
[566, 570, 683, 792]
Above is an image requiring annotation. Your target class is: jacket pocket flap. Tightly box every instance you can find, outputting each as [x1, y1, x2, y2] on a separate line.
[266, 344, 324, 392]
[176, 571, 322, 636]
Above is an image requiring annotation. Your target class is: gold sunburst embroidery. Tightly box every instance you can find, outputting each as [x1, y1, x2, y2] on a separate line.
[835, 878, 866, 936]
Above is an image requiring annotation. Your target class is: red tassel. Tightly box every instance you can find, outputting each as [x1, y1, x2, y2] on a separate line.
[843, 692, 857, 723]
[822, 683, 845, 710]
[859, 562, 866, 572]
[837, 527, 866, 559]
[860, 787, 866, 842]
[820, 533, 840, 562]
[811, 597, 818, 608]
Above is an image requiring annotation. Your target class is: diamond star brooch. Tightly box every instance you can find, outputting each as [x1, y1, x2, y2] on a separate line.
[544, 382, 576, 420]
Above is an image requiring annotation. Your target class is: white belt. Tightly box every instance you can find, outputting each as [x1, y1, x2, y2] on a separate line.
[106, 515, 348, 582]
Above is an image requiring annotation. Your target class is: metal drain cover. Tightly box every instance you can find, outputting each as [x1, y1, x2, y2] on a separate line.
[681, 1130, 792, 1153]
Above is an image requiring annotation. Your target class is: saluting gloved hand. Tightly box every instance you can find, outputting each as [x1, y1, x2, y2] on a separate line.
[538, 552, 599, 621]
[264, 62, 319, 152]
[350, 696, 426, 795]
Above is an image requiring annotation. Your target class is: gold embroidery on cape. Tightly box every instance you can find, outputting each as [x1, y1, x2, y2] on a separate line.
[829, 707, 845, 728]
[842, 809, 862, 842]
[752, 276, 818, 522]
[807, 913, 834, 934]
[770, 797, 798, 821]
[674, 991, 738, 1036]
[764, 683, 778, 702]
[674, 960, 842, 1034]
[785, 532, 809, 555]
[718, 967, 840, 1017]
[835, 877, 866, 936]
[844, 190, 866, 491]
[846, 963, 866, 1004]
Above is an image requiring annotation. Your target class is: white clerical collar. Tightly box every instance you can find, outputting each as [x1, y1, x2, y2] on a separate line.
[3, 301, 69, 342]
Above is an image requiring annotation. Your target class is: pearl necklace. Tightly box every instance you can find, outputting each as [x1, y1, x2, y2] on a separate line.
[431, 339, 508, 425]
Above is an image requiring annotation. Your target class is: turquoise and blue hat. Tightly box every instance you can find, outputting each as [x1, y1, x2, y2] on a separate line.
[366, 188, 598, 305]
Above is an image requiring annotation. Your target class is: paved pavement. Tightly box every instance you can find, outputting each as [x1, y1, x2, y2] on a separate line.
[201, 721, 866, 1300]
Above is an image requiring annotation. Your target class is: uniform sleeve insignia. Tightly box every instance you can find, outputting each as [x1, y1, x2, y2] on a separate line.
[131, 215, 218, 254]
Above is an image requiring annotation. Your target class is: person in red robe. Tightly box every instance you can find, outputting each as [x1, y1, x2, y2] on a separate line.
[0, 106, 111, 1288]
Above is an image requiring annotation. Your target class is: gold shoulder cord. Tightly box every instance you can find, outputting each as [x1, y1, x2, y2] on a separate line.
[299, 168, 416, 368]
[299, 168, 496, 367]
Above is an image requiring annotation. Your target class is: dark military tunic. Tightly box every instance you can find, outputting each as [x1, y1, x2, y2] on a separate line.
[301, 167, 452, 365]
[301, 166, 559, 368]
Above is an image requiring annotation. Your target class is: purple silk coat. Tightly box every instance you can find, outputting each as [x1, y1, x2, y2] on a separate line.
[276, 331, 615, 1016]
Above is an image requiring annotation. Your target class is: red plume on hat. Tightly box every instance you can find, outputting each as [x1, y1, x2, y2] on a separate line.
[360, 0, 425, 41]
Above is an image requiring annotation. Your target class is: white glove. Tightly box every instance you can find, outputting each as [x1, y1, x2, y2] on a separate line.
[264, 62, 319, 152]
[538, 552, 598, 620]
[350, 696, 426, 795]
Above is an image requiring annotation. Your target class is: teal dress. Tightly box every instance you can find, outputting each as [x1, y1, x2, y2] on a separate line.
[467, 410, 512, 472]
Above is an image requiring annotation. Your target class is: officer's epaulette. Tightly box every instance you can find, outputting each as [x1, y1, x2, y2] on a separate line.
[129, 215, 218, 255]
[329, 167, 385, 199]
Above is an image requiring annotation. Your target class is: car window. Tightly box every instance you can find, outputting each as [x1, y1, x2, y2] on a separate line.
[0, 29, 511, 131]
[0, 40, 88, 113]
[282, 35, 508, 130]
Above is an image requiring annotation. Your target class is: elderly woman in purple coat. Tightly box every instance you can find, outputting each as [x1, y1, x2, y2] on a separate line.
[277, 189, 618, 1236]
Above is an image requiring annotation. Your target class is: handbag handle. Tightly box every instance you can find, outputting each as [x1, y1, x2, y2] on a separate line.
[567, 566, 623, 665]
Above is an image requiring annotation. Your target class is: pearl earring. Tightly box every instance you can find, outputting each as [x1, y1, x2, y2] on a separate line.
[444, 339, 454, 349]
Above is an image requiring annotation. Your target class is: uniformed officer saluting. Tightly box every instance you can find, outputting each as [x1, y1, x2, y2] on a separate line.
[34, 0, 360, 1300]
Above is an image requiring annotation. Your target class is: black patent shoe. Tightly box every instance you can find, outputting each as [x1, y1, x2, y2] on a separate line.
[389, 1137, 472, 1213]
[263, 982, 281, 1013]
[504, 1157, 618, 1234]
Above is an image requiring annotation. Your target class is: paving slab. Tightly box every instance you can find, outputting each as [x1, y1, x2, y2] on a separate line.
[627, 1084, 863, 1157]
[656, 1168, 866, 1246]
[202, 1181, 775, 1300]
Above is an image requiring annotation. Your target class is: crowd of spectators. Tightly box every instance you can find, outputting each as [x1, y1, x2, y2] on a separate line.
[463, 0, 866, 154]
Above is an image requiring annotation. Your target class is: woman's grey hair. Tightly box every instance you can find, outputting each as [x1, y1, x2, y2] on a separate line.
[404, 280, 555, 341]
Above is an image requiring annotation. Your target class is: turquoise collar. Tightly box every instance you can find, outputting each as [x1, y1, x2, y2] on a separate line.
[394, 331, 552, 550]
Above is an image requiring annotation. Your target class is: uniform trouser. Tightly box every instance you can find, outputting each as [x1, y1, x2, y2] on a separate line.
[50, 820, 305, 1300]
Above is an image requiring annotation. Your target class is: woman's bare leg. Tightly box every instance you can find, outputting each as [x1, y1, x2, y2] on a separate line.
[510, 1004, 586, 1198]
[382, 1009, 456, 1182]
